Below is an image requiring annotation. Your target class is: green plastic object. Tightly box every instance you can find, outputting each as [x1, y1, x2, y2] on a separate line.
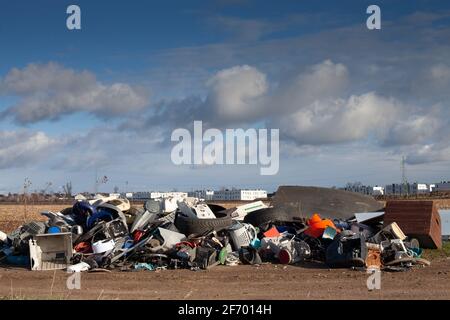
[218, 248, 228, 265]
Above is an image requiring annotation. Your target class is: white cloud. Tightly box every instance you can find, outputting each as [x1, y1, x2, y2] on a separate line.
[383, 114, 442, 146]
[126, 60, 445, 155]
[405, 144, 450, 165]
[292, 60, 349, 101]
[276, 93, 400, 145]
[0, 130, 58, 169]
[1, 62, 150, 123]
[206, 65, 268, 121]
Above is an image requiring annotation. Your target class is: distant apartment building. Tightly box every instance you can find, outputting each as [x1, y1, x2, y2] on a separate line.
[343, 184, 384, 196]
[385, 182, 432, 195]
[212, 189, 267, 201]
[150, 192, 188, 199]
[109, 193, 121, 198]
[385, 183, 409, 195]
[435, 182, 450, 192]
[120, 192, 134, 199]
[411, 183, 429, 194]
[188, 190, 214, 201]
[120, 191, 150, 200]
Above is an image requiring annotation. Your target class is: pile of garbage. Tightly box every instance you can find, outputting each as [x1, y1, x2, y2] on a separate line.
[0, 195, 431, 273]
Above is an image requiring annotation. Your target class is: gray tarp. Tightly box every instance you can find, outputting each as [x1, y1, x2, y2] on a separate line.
[272, 186, 384, 221]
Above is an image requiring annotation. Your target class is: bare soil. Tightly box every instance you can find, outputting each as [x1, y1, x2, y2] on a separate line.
[0, 259, 449, 300]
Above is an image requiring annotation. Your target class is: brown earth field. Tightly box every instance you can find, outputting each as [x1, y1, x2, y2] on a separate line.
[1, 203, 450, 300]
[0, 259, 449, 300]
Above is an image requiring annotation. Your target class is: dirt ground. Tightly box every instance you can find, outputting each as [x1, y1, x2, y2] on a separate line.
[0, 204, 67, 233]
[1, 203, 450, 300]
[0, 259, 449, 300]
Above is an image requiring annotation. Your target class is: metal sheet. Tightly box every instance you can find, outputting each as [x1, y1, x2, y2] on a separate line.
[439, 209, 450, 238]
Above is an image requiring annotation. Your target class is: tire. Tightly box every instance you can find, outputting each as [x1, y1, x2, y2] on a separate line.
[243, 207, 302, 227]
[174, 211, 232, 236]
[206, 204, 227, 214]
[60, 207, 73, 215]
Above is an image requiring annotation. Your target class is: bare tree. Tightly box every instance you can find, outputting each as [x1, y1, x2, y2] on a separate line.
[43, 182, 53, 195]
[63, 181, 73, 199]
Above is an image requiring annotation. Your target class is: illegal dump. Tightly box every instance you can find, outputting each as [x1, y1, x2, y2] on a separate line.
[0, 186, 444, 274]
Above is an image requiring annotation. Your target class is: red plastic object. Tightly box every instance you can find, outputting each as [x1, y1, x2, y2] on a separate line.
[263, 226, 281, 238]
[278, 249, 292, 264]
[74, 241, 92, 253]
[133, 230, 145, 243]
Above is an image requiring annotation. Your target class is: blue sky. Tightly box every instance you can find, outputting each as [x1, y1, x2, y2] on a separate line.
[1, 0, 450, 194]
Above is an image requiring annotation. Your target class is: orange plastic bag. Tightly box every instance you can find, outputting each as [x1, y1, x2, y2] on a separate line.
[304, 213, 338, 238]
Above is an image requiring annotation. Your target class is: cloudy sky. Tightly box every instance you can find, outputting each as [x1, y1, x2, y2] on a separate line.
[1, 0, 450, 194]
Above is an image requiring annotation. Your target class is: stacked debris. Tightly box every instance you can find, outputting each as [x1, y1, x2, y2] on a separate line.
[0, 190, 440, 273]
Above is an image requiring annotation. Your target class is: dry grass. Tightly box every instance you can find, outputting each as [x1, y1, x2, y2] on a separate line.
[423, 241, 450, 260]
[0, 204, 68, 233]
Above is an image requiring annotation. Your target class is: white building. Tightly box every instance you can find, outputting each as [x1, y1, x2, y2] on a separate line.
[411, 183, 429, 194]
[109, 193, 121, 198]
[188, 190, 214, 201]
[213, 189, 267, 201]
[372, 186, 384, 196]
[121, 192, 150, 200]
[150, 192, 188, 199]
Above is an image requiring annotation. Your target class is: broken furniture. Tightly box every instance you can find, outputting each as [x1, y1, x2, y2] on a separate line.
[384, 201, 442, 249]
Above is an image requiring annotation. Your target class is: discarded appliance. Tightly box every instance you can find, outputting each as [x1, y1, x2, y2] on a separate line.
[228, 222, 257, 250]
[325, 231, 367, 268]
[8, 221, 47, 254]
[370, 222, 406, 244]
[130, 210, 157, 233]
[384, 201, 442, 249]
[178, 202, 216, 219]
[90, 195, 131, 213]
[231, 201, 268, 220]
[92, 239, 115, 254]
[29, 232, 73, 271]
[154, 228, 186, 251]
[278, 239, 311, 264]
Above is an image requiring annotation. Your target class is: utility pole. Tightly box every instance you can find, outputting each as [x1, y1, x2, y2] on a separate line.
[401, 156, 408, 197]
[23, 178, 32, 221]
[94, 167, 98, 195]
